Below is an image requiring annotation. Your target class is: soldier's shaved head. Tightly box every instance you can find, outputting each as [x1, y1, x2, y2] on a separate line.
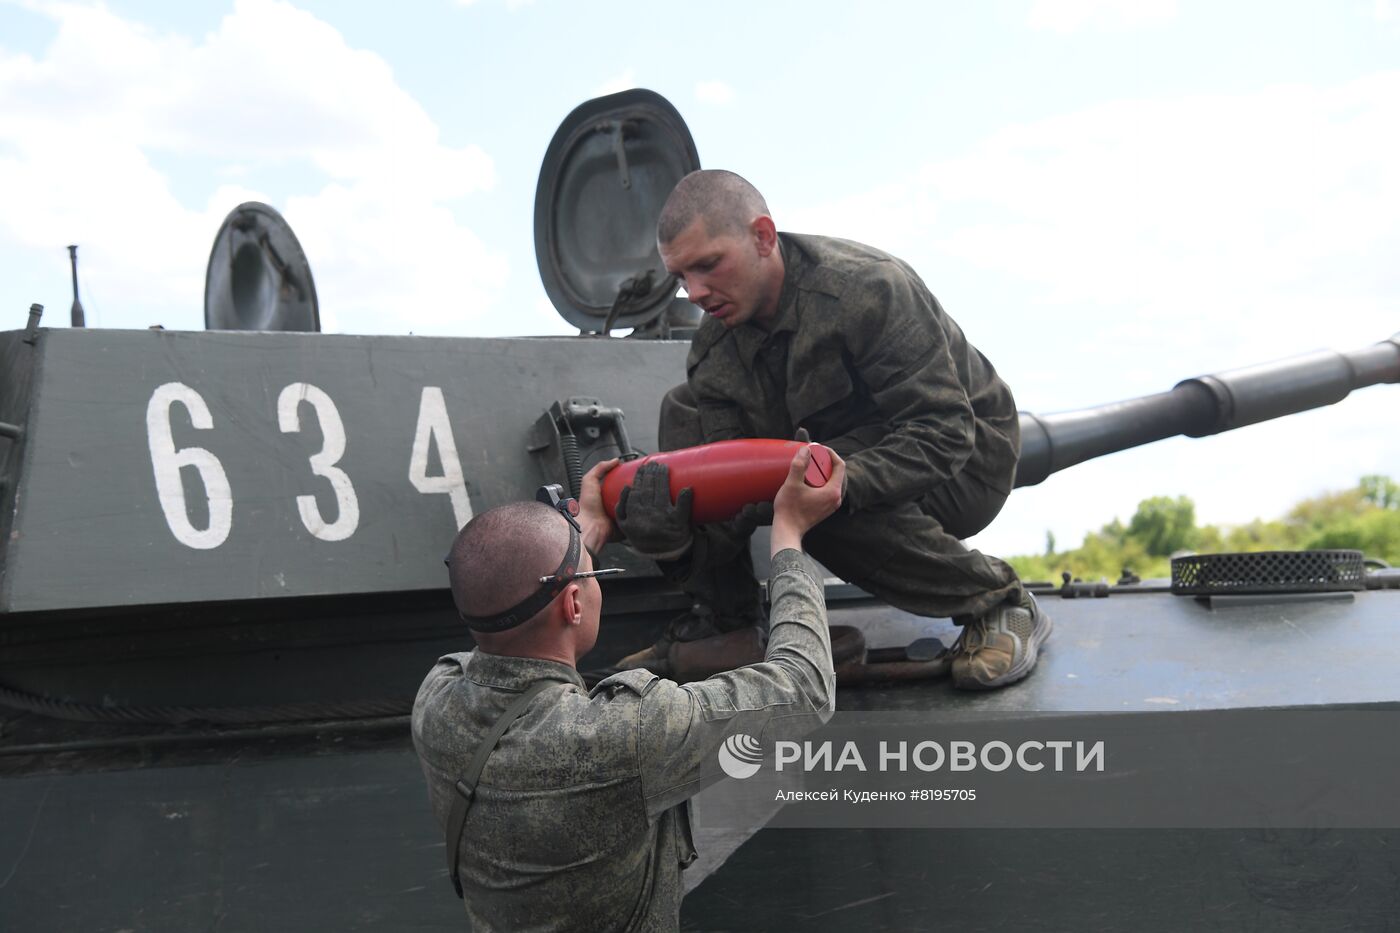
[658, 170, 771, 244]
[448, 501, 568, 629]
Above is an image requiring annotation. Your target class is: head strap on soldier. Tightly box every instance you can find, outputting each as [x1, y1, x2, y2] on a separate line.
[453, 484, 622, 632]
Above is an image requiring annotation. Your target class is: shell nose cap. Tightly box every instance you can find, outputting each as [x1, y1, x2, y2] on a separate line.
[804, 445, 832, 487]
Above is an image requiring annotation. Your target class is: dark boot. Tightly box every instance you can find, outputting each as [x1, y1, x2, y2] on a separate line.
[614, 604, 764, 680]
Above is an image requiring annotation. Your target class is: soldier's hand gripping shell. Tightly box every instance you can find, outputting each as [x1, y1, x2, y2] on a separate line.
[772, 445, 845, 547]
[615, 462, 695, 561]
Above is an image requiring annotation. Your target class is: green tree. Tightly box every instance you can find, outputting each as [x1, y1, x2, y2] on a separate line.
[1005, 476, 1400, 582]
[1307, 510, 1400, 563]
[1222, 518, 1296, 552]
[1360, 475, 1400, 510]
[1288, 487, 1367, 531]
[1126, 495, 1197, 557]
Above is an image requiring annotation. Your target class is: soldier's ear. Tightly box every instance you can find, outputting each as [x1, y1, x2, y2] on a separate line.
[752, 215, 778, 257]
[561, 584, 584, 627]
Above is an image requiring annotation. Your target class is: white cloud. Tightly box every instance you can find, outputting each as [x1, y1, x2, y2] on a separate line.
[593, 67, 636, 98]
[788, 75, 1400, 556]
[695, 80, 734, 105]
[1378, 0, 1396, 21]
[0, 0, 505, 334]
[791, 74, 1400, 368]
[937, 77, 1397, 359]
[1026, 0, 1177, 33]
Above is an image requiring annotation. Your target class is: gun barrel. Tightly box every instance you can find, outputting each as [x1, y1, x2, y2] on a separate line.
[1013, 333, 1400, 488]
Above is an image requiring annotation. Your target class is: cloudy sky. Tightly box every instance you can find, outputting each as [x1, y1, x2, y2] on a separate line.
[1, 0, 1396, 560]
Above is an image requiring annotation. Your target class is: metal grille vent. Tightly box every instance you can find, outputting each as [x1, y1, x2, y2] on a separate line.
[1171, 550, 1366, 595]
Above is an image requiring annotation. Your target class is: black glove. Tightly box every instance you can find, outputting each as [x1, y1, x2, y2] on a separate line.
[793, 427, 811, 444]
[616, 463, 695, 561]
[734, 500, 774, 535]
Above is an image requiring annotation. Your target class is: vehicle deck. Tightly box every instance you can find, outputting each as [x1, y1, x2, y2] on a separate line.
[3, 580, 1398, 930]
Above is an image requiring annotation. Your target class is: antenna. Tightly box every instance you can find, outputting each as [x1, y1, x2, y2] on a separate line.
[67, 245, 85, 328]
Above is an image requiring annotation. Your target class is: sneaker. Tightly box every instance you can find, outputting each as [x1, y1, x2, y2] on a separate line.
[951, 593, 1052, 690]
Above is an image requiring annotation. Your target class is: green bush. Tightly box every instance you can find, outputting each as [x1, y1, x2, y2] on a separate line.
[1006, 476, 1399, 581]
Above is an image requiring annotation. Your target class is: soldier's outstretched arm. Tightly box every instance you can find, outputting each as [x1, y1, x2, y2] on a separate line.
[633, 447, 845, 818]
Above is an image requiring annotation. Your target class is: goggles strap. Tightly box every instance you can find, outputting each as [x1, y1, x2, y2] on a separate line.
[460, 522, 580, 633]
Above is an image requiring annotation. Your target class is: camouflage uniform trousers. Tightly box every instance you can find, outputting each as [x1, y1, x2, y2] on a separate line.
[658, 383, 1025, 634]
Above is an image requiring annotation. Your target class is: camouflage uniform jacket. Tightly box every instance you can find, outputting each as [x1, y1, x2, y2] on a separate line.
[687, 233, 1020, 513]
[411, 549, 833, 932]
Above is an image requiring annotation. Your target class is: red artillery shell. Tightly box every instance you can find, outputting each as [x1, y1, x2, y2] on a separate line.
[602, 439, 833, 524]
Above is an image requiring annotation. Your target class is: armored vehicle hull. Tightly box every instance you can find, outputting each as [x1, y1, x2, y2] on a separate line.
[2, 323, 1399, 932]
